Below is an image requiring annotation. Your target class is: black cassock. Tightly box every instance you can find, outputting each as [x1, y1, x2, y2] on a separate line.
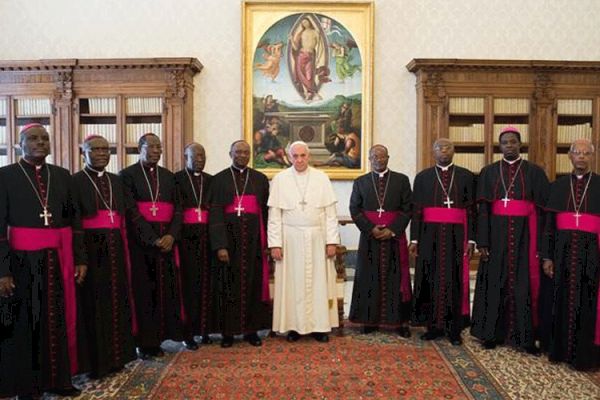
[471, 159, 549, 349]
[411, 165, 475, 336]
[0, 161, 85, 398]
[174, 169, 218, 339]
[349, 170, 412, 327]
[120, 163, 183, 348]
[208, 167, 271, 336]
[72, 168, 136, 378]
[541, 172, 600, 370]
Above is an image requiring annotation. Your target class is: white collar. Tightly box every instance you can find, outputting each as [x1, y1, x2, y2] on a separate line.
[231, 165, 246, 174]
[436, 163, 453, 172]
[503, 157, 521, 165]
[373, 169, 388, 178]
[87, 166, 105, 177]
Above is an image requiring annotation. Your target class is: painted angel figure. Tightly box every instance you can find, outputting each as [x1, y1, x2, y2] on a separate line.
[255, 41, 284, 82]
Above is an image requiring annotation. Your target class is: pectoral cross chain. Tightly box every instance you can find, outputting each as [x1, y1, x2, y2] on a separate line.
[39, 207, 52, 227]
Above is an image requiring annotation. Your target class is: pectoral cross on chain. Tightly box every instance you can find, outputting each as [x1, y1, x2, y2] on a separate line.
[39, 207, 52, 226]
[150, 203, 159, 217]
[299, 200, 308, 211]
[108, 210, 115, 224]
[195, 207, 203, 222]
[443, 196, 454, 208]
[574, 212, 581, 227]
[235, 203, 244, 217]
[501, 196, 511, 208]
[377, 206, 385, 218]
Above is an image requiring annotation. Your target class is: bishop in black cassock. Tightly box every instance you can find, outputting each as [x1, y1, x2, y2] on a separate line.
[349, 145, 413, 337]
[119, 133, 183, 359]
[411, 139, 475, 345]
[175, 143, 216, 349]
[471, 127, 549, 353]
[209, 140, 271, 348]
[541, 139, 600, 370]
[0, 124, 84, 398]
[73, 136, 136, 378]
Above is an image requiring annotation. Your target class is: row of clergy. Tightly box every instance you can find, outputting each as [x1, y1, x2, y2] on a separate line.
[1, 124, 599, 398]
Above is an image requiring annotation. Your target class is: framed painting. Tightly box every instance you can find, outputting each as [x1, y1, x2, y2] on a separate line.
[242, 0, 374, 179]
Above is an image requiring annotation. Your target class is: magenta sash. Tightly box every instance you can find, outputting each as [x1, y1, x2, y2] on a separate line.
[491, 199, 540, 327]
[8, 226, 78, 374]
[183, 207, 209, 224]
[82, 210, 138, 336]
[364, 210, 411, 302]
[224, 195, 269, 302]
[136, 201, 174, 222]
[423, 207, 470, 316]
[556, 212, 600, 345]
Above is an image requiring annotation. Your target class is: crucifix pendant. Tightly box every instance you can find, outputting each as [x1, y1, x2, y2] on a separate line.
[501, 196, 511, 208]
[443, 196, 454, 208]
[235, 203, 244, 217]
[39, 207, 52, 226]
[195, 207, 203, 222]
[299, 200, 308, 211]
[108, 210, 115, 224]
[150, 202, 159, 217]
[377, 206, 385, 218]
[574, 212, 581, 227]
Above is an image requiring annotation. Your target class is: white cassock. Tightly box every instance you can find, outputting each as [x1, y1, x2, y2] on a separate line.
[268, 166, 340, 334]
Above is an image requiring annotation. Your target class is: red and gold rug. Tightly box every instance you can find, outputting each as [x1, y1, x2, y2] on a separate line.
[67, 327, 600, 399]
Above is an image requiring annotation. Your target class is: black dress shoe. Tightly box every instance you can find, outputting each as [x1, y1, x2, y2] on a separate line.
[361, 326, 378, 334]
[420, 329, 443, 341]
[398, 326, 411, 338]
[136, 347, 152, 360]
[312, 332, 329, 343]
[183, 340, 199, 350]
[287, 330, 301, 342]
[449, 335, 463, 346]
[525, 345, 541, 356]
[244, 332, 262, 347]
[221, 335, 234, 348]
[483, 340, 497, 349]
[201, 335, 213, 345]
[46, 386, 82, 397]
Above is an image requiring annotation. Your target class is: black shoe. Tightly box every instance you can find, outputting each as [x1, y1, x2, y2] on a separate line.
[46, 386, 81, 397]
[287, 330, 301, 342]
[244, 332, 262, 347]
[398, 326, 411, 338]
[361, 326, 378, 334]
[136, 346, 152, 360]
[483, 340, 496, 350]
[201, 335, 213, 345]
[525, 345, 541, 356]
[221, 335, 234, 348]
[183, 340, 199, 350]
[312, 332, 329, 343]
[449, 335, 463, 346]
[420, 329, 443, 341]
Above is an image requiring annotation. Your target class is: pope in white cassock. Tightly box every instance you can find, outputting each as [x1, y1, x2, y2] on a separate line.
[268, 141, 340, 343]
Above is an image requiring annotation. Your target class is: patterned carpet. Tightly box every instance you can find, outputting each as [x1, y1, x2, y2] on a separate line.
[42, 327, 600, 400]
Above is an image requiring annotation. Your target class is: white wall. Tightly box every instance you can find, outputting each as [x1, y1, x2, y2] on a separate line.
[2, 0, 600, 247]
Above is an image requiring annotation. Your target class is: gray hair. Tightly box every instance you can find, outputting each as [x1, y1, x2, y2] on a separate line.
[569, 138, 595, 153]
[287, 140, 310, 156]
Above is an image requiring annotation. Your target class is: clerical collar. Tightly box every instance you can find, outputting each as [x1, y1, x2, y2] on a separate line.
[141, 162, 156, 172]
[86, 166, 105, 177]
[231, 165, 246, 174]
[20, 158, 45, 170]
[436, 163, 453, 172]
[502, 157, 521, 165]
[573, 171, 591, 180]
[186, 168, 202, 177]
[373, 169, 388, 178]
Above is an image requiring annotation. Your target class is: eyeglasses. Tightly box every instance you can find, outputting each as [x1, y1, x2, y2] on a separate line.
[570, 151, 593, 156]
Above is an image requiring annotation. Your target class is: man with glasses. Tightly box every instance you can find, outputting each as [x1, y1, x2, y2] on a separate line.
[541, 138, 600, 370]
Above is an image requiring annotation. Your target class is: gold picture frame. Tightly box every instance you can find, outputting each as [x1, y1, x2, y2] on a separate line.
[242, 0, 374, 179]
